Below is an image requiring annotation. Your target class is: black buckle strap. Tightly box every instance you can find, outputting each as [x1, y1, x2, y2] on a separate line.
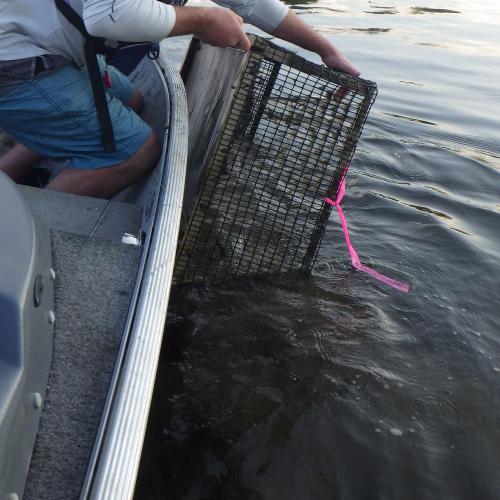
[34, 57, 47, 76]
[84, 39, 116, 153]
[55, 0, 89, 36]
[55, 0, 116, 153]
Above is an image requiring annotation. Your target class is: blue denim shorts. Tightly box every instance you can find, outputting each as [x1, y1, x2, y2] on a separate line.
[0, 57, 152, 169]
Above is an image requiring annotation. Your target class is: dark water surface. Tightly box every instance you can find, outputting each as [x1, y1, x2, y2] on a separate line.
[137, 1, 500, 498]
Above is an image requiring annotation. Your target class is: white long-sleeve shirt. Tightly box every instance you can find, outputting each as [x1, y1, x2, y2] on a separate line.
[0, 0, 288, 65]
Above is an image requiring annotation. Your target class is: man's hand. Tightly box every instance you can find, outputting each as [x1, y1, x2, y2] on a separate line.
[197, 8, 251, 51]
[171, 6, 251, 51]
[272, 11, 360, 77]
[321, 47, 360, 77]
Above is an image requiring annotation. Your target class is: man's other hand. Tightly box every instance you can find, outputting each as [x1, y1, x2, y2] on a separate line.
[171, 7, 251, 51]
[197, 8, 251, 51]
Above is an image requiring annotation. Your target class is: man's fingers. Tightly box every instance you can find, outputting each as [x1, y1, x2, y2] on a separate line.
[322, 52, 360, 77]
[196, 7, 251, 51]
[235, 33, 251, 51]
[231, 13, 250, 51]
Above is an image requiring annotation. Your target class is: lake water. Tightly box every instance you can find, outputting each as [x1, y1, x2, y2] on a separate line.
[136, 1, 500, 498]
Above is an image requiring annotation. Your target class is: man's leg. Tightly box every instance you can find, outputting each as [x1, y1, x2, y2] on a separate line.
[47, 132, 160, 199]
[128, 89, 144, 115]
[0, 54, 147, 184]
[0, 63, 155, 198]
[102, 57, 144, 114]
[0, 85, 144, 184]
[0, 143, 44, 182]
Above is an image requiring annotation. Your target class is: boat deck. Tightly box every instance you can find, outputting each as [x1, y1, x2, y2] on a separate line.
[20, 187, 142, 500]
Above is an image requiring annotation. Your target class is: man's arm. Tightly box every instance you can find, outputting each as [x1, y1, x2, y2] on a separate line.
[170, 6, 251, 50]
[271, 11, 360, 76]
[213, 0, 360, 75]
[83, 0, 250, 50]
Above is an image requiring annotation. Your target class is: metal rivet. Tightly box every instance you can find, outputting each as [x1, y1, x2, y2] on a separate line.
[33, 393, 42, 409]
[49, 268, 56, 281]
[47, 310, 55, 325]
[33, 275, 44, 307]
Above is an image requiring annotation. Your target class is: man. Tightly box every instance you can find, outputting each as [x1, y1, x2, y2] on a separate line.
[0, 0, 359, 199]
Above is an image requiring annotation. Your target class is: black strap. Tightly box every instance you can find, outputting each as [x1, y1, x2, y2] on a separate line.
[55, 0, 116, 153]
[83, 39, 116, 153]
[54, 0, 89, 37]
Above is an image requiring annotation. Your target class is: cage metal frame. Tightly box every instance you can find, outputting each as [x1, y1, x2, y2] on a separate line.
[175, 36, 377, 284]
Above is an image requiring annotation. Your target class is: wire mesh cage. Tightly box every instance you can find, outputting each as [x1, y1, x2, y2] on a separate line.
[174, 35, 377, 284]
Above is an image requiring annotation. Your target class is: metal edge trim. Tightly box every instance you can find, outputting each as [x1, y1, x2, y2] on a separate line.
[80, 57, 169, 500]
[82, 53, 188, 500]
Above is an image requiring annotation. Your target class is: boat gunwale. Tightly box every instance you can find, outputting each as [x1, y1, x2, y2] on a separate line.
[79, 51, 188, 500]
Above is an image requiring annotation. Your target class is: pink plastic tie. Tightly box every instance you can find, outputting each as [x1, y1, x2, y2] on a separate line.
[324, 178, 410, 293]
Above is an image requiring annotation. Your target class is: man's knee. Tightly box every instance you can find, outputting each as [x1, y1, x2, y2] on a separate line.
[46, 132, 162, 198]
[127, 90, 144, 114]
[139, 132, 161, 165]
[127, 132, 161, 175]
[107, 132, 161, 195]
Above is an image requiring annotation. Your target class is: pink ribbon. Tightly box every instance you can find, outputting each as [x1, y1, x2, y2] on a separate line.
[324, 178, 410, 293]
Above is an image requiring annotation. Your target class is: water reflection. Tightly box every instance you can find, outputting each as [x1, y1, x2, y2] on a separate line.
[318, 27, 392, 35]
[282, 0, 318, 5]
[399, 80, 425, 87]
[293, 6, 346, 13]
[364, 7, 398, 15]
[410, 7, 461, 15]
[353, 27, 391, 34]
[382, 112, 437, 127]
[138, 1, 500, 499]
[406, 203, 453, 221]
[415, 39, 500, 56]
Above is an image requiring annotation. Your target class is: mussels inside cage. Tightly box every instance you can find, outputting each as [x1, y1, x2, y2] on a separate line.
[175, 35, 377, 285]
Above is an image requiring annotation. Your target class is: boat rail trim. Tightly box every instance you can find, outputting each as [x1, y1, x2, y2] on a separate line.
[79, 52, 188, 500]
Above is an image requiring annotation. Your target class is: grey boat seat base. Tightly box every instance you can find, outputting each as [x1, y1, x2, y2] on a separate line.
[0, 173, 54, 500]
[24, 230, 141, 500]
[19, 164, 144, 500]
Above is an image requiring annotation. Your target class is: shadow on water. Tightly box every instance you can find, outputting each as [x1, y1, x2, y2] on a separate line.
[137, 1, 500, 498]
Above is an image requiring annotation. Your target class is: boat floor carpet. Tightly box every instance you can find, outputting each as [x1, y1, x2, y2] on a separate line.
[24, 230, 141, 500]
[19, 185, 142, 242]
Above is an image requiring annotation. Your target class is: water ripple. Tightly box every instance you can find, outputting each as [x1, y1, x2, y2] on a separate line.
[138, 2, 500, 498]
[410, 7, 461, 15]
